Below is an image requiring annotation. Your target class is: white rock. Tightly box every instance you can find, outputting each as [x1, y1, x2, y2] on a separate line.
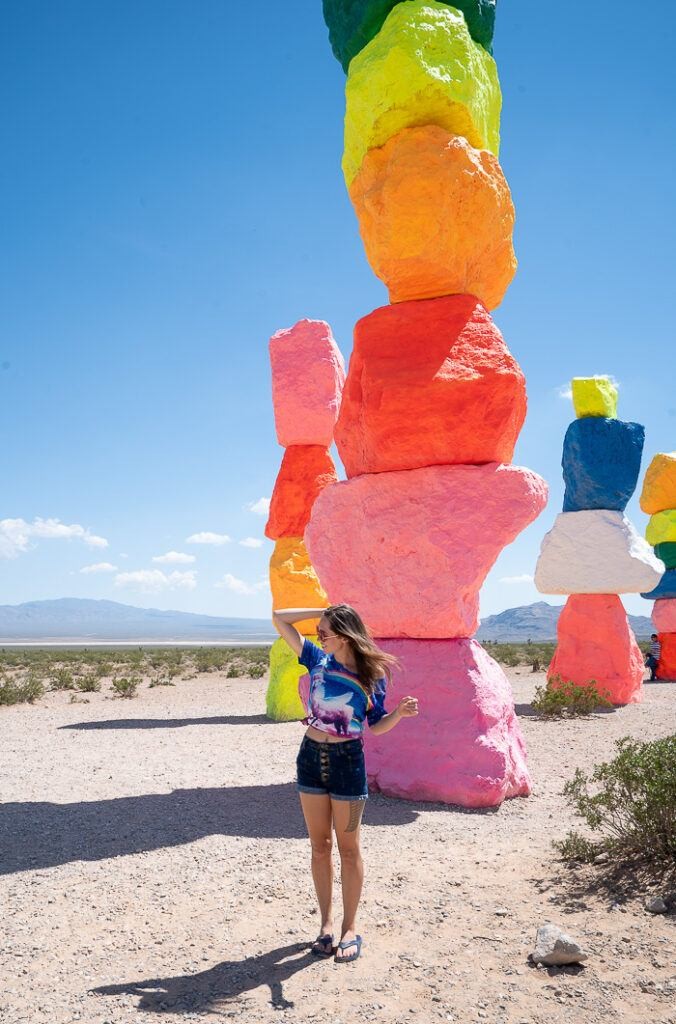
[645, 896, 668, 914]
[535, 510, 664, 594]
[530, 923, 588, 966]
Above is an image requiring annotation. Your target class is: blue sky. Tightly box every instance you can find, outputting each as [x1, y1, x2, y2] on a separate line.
[1, 1, 674, 620]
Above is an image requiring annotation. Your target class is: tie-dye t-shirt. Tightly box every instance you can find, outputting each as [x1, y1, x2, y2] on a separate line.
[299, 638, 388, 738]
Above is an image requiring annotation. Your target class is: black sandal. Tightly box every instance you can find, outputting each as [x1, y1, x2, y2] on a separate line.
[334, 935, 362, 963]
[310, 933, 335, 958]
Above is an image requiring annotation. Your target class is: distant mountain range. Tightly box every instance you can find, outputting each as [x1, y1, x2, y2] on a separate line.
[0, 598, 654, 644]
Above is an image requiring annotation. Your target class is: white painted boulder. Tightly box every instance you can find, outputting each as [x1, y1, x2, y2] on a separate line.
[535, 510, 664, 595]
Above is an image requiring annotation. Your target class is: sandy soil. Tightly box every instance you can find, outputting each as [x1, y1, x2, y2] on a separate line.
[1, 668, 675, 1024]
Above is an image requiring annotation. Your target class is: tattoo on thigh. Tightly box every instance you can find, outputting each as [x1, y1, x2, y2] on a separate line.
[345, 800, 365, 833]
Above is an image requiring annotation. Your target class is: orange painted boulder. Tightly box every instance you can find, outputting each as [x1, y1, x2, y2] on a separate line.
[349, 127, 516, 308]
[266, 446, 338, 540]
[547, 594, 643, 705]
[639, 452, 676, 514]
[305, 463, 548, 638]
[656, 632, 676, 681]
[270, 537, 328, 635]
[335, 295, 526, 476]
[652, 598, 676, 633]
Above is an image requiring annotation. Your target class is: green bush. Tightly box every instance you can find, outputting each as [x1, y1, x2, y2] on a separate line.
[112, 676, 140, 699]
[51, 668, 76, 691]
[531, 676, 613, 718]
[247, 662, 267, 679]
[0, 672, 44, 705]
[76, 672, 101, 693]
[555, 735, 676, 866]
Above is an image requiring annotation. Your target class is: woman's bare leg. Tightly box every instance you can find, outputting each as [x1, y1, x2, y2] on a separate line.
[299, 792, 334, 944]
[332, 798, 365, 959]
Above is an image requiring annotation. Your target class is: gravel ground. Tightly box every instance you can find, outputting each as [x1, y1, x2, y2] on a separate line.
[1, 668, 675, 1024]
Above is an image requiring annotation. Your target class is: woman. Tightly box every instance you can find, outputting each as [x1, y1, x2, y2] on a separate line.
[272, 603, 419, 963]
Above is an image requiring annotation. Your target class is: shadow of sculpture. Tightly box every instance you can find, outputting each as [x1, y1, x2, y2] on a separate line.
[60, 714, 273, 730]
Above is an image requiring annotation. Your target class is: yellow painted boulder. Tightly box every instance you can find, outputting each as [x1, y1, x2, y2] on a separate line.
[343, 0, 501, 186]
[646, 509, 676, 547]
[640, 452, 676, 514]
[270, 537, 328, 634]
[571, 376, 618, 419]
[266, 636, 314, 721]
[349, 126, 515, 307]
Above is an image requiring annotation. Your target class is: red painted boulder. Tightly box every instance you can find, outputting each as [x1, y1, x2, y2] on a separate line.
[547, 594, 643, 705]
[652, 598, 676, 633]
[266, 446, 338, 540]
[657, 632, 676, 681]
[335, 295, 526, 476]
[363, 638, 531, 806]
[269, 319, 345, 447]
[305, 463, 548, 638]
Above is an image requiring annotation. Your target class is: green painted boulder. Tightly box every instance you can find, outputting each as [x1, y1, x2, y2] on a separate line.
[265, 636, 314, 722]
[655, 542, 676, 570]
[323, 0, 497, 71]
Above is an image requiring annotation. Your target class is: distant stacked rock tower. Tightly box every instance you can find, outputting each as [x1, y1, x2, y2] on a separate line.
[640, 452, 676, 680]
[265, 320, 345, 721]
[535, 377, 664, 704]
[305, 1, 548, 806]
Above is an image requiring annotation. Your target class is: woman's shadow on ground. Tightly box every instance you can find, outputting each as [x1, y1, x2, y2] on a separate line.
[93, 940, 318, 1013]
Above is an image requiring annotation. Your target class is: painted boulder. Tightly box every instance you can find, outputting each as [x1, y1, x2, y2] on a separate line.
[266, 446, 338, 539]
[535, 510, 664, 595]
[323, 0, 497, 72]
[306, 463, 548, 638]
[269, 537, 328, 634]
[270, 319, 345, 447]
[343, 0, 501, 185]
[656, 632, 676, 681]
[266, 637, 315, 721]
[335, 295, 526, 476]
[349, 127, 516, 308]
[364, 637, 530, 806]
[547, 594, 643, 705]
[561, 418, 644, 513]
[652, 598, 676, 633]
[640, 452, 676, 514]
[654, 542, 676, 570]
[571, 376, 618, 419]
[646, 509, 676, 547]
[641, 568, 676, 601]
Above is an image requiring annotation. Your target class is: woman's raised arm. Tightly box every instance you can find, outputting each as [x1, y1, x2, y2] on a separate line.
[272, 608, 325, 657]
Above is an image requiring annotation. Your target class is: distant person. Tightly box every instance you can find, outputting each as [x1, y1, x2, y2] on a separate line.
[646, 633, 661, 681]
[272, 604, 418, 963]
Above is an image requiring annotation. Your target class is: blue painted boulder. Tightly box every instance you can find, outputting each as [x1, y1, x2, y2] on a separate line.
[562, 418, 644, 513]
[641, 568, 676, 601]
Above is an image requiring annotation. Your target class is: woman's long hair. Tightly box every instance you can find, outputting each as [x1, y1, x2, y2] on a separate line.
[323, 604, 399, 694]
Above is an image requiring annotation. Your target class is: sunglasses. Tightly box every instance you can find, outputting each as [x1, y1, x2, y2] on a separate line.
[317, 629, 340, 642]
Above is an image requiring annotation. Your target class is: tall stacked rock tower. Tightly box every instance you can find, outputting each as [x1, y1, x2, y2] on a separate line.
[640, 452, 676, 680]
[535, 377, 664, 704]
[305, 1, 549, 806]
[265, 320, 345, 721]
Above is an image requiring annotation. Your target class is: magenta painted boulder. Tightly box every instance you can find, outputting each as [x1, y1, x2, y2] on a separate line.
[547, 594, 643, 705]
[305, 463, 548, 638]
[269, 319, 346, 447]
[363, 638, 531, 806]
[653, 598, 676, 633]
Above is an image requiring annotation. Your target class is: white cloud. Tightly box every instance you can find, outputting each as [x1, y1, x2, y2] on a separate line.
[247, 497, 270, 516]
[215, 573, 269, 596]
[239, 537, 263, 548]
[499, 574, 534, 584]
[80, 562, 118, 574]
[152, 550, 196, 564]
[115, 569, 197, 592]
[186, 531, 231, 546]
[0, 517, 109, 559]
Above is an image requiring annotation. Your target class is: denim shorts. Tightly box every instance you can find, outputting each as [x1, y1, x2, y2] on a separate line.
[296, 736, 368, 801]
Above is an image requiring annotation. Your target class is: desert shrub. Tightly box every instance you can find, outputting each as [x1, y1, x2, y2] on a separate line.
[531, 676, 613, 718]
[0, 672, 44, 705]
[76, 672, 101, 693]
[247, 662, 267, 679]
[112, 675, 140, 699]
[226, 663, 241, 678]
[149, 674, 175, 688]
[553, 831, 599, 864]
[50, 668, 76, 691]
[555, 735, 676, 867]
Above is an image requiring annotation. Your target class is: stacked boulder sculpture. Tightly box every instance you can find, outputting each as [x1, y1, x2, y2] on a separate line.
[304, 1, 548, 806]
[535, 377, 664, 704]
[640, 452, 676, 680]
[265, 320, 345, 720]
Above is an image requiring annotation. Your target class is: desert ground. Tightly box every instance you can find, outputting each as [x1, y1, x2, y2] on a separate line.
[1, 661, 674, 1024]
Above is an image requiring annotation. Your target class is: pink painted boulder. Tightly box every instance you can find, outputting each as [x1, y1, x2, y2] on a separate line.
[548, 594, 643, 705]
[305, 463, 548, 638]
[269, 319, 346, 447]
[653, 598, 676, 633]
[363, 638, 531, 806]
